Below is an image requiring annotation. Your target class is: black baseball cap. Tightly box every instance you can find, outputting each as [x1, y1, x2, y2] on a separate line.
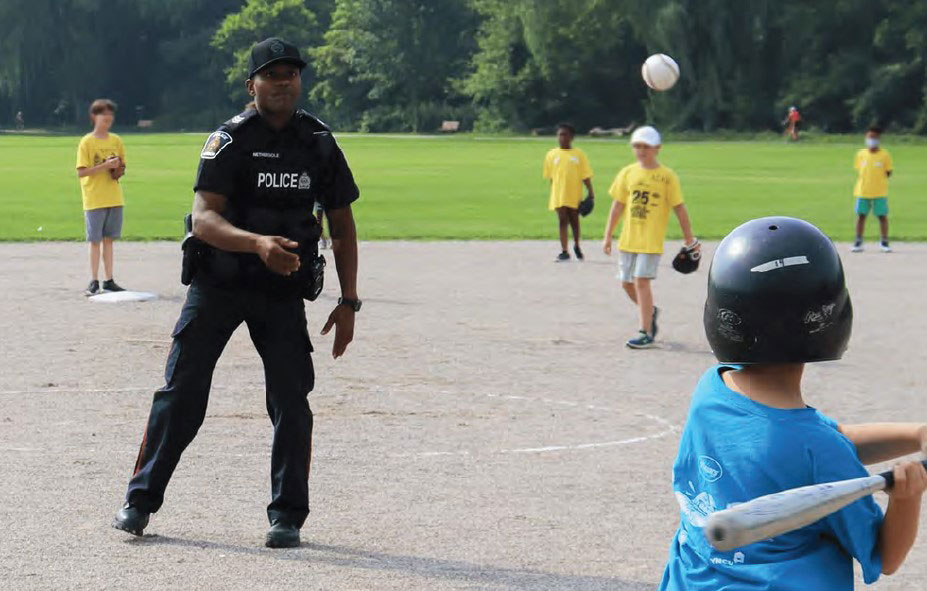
[247, 37, 307, 79]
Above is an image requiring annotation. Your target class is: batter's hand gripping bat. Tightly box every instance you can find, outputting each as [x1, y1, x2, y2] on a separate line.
[706, 460, 927, 551]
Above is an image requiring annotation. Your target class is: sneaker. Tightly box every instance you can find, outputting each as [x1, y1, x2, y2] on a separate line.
[626, 330, 655, 349]
[880, 241, 892, 253]
[555, 251, 570, 262]
[84, 279, 101, 296]
[318, 237, 330, 250]
[650, 306, 659, 339]
[851, 239, 863, 253]
[112, 503, 149, 536]
[265, 519, 300, 548]
[573, 245, 584, 260]
[102, 279, 125, 292]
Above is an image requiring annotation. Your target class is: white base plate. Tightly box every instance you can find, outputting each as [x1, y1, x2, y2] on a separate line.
[88, 290, 158, 303]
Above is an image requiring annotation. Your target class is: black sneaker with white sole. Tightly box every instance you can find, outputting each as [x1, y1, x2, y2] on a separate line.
[555, 251, 570, 262]
[84, 280, 101, 296]
[573, 245, 584, 260]
[102, 279, 126, 292]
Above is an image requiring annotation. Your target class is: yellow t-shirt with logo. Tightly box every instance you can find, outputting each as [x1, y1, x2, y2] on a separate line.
[853, 148, 892, 198]
[76, 132, 126, 210]
[608, 163, 683, 254]
[543, 147, 592, 210]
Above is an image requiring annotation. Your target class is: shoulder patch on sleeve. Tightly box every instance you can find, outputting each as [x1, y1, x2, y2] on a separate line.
[201, 131, 233, 160]
[224, 108, 258, 130]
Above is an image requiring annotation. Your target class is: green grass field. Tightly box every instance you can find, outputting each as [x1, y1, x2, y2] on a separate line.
[2, 132, 924, 241]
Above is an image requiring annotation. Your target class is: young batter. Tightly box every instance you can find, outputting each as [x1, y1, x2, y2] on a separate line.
[661, 216, 927, 590]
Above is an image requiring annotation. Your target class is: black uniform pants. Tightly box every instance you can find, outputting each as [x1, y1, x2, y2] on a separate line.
[125, 280, 315, 528]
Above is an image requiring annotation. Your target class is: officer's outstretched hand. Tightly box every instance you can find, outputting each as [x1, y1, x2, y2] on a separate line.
[321, 305, 354, 359]
[256, 235, 301, 275]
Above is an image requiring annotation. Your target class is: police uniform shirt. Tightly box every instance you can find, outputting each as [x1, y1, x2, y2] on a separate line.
[194, 108, 359, 215]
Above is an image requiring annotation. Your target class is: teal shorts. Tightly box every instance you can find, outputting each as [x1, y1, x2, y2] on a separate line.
[855, 197, 888, 217]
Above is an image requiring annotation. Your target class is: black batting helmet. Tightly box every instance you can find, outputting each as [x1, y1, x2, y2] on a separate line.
[704, 217, 852, 364]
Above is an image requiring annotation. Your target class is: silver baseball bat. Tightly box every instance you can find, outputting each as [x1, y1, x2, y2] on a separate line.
[706, 461, 927, 552]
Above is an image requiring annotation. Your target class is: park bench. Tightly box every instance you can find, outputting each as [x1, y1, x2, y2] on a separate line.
[440, 120, 460, 133]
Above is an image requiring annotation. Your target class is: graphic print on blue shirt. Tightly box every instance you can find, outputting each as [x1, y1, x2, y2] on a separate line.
[660, 365, 884, 591]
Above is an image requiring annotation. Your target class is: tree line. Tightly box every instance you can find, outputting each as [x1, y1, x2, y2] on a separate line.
[1, 0, 925, 134]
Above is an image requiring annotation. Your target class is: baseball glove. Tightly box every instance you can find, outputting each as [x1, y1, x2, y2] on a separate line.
[578, 195, 594, 217]
[672, 241, 701, 274]
[109, 157, 126, 181]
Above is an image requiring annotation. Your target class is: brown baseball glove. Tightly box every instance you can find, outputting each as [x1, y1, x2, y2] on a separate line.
[109, 157, 126, 181]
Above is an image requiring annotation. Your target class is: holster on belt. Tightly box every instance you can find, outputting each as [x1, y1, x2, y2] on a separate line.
[180, 214, 209, 286]
[198, 206, 325, 300]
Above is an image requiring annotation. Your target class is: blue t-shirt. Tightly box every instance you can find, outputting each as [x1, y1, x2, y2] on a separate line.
[660, 366, 884, 590]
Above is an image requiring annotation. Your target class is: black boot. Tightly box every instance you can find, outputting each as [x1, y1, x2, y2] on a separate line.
[112, 503, 150, 536]
[265, 519, 300, 548]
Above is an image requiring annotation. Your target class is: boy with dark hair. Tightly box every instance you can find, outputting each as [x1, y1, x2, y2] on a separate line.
[851, 125, 893, 253]
[76, 98, 128, 295]
[660, 216, 927, 590]
[543, 123, 594, 261]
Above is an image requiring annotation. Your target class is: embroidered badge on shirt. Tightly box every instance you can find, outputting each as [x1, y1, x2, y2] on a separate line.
[201, 131, 233, 160]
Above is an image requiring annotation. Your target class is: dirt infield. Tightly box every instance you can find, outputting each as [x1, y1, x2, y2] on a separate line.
[3, 240, 927, 590]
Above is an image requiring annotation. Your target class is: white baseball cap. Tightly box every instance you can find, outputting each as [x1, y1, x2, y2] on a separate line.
[630, 125, 661, 147]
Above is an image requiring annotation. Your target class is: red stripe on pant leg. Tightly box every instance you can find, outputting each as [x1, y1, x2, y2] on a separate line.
[132, 429, 148, 476]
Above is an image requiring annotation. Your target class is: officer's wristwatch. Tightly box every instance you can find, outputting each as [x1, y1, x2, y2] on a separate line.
[338, 297, 362, 312]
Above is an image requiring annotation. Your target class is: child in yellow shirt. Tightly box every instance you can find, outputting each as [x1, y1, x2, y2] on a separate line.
[76, 99, 128, 295]
[543, 123, 594, 261]
[602, 126, 697, 349]
[851, 125, 893, 253]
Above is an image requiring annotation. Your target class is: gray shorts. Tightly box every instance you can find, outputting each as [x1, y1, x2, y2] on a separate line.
[617, 251, 661, 282]
[85, 206, 123, 242]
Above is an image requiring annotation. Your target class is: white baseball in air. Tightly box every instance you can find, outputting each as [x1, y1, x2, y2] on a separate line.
[642, 53, 680, 91]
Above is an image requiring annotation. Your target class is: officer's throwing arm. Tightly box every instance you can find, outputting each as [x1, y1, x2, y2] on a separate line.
[321, 205, 358, 358]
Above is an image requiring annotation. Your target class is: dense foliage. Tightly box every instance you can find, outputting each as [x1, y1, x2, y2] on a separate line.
[1, 0, 925, 133]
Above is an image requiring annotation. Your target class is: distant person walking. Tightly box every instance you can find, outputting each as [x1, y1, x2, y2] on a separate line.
[76, 99, 128, 295]
[15, 111, 24, 131]
[783, 106, 801, 141]
[543, 123, 594, 261]
[851, 125, 893, 253]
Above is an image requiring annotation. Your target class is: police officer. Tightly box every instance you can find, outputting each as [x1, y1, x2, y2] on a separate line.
[112, 38, 362, 548]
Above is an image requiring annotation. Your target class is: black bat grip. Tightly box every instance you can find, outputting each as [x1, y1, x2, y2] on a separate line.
[878, 460, 927, 489]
